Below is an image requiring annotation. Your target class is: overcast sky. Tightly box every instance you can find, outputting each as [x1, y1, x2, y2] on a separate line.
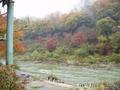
[14, 0, 83, 18]
[0, 0, 86, 18]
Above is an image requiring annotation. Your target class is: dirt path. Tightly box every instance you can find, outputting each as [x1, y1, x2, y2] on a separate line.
[26, 80, 80, 90]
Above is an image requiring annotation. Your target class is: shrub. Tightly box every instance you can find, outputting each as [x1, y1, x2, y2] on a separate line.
[55, 46, 73, 55]
[102, 56, 110, 64]
[104, 80, 120, 90]
[14, 53, 31, 61]
[30, 44, 44, 53]
[64, 55, 76, 61]
[0, 65, 25, 90]
[44, 51, 52, 57]
[31, 50, 40, 60]
[74, 47, 89, 57]
[111, 80, 120, 90]
[52, 53, 60, 58]
[98, 35, 107, 43]
[84, 55, 100, 64]
[96, 42, 112, 55]
[109, 54, 120, 63]
[37, 53, 46, 61]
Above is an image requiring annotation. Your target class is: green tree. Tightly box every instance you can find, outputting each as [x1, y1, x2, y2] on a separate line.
[96, 17, 115, 37]
[97, 2, 120, 21]
[111, 32, 120, 53]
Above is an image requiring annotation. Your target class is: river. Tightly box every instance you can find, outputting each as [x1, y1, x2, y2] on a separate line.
[18, 61, 120, 85]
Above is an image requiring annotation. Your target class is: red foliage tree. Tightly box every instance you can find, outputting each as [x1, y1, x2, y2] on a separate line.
[71, 32, 87, 47]
[45, 37, 57, 52]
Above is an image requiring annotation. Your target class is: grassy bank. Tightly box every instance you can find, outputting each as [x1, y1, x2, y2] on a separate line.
[14, 45, 120, 66]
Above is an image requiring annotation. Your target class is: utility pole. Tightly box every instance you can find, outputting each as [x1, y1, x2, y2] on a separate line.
[6, 0, 14, 65]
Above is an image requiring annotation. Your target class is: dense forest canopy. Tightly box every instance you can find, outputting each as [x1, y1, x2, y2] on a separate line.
[0, 0, 120, 64]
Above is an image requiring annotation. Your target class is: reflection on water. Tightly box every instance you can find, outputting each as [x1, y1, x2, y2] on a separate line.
[18, 61, 120, 85]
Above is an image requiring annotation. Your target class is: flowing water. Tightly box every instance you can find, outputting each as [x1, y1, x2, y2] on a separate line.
[18, 61, 120, 85]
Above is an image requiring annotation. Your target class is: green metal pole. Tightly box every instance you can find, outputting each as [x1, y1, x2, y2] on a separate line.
[6, 0, 14, 65]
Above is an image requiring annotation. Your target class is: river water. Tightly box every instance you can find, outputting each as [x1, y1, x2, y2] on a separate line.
[18, 61, 120, 85]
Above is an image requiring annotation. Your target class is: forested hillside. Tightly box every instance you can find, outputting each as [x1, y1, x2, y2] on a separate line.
[1, 0, 120, 65]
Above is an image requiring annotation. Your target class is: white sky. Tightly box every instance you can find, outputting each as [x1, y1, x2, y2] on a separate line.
[0, 0, 97, 19]
[14, 0, 82, 18]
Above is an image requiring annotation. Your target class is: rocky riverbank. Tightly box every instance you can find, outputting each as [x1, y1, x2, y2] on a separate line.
[16, 71, 83, 90]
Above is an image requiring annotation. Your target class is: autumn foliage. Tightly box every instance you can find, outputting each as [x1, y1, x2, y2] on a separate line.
[14, 41, 26, 53]
[0, 41, 6, 57]
[0, 12, 6, 33]
[14, 30, 24, 39]
[45, 37, 57, 51]
[0, 12, 6, 57]
[71, 32, 87, 47]
[0, 12, 26, 57]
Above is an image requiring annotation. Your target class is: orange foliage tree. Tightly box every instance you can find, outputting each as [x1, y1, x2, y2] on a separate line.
[0, 41, 6, 57]
[0, 11, 26, 58]
[13, 19, 26, 53]
[0, 12, 6, 33]
[14, 41, 26, 53]
[0, 11, 6, 57]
